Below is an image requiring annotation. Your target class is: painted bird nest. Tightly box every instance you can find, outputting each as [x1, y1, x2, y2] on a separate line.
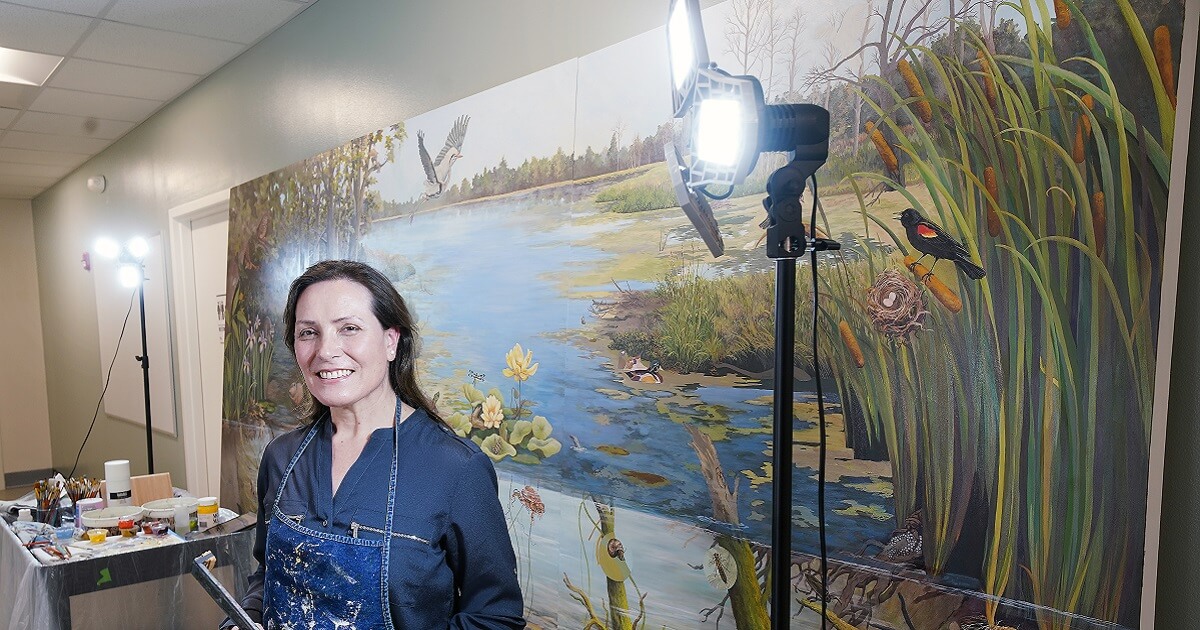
[866, 269, 928, 343]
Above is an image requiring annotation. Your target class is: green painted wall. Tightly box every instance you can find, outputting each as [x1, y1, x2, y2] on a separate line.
[1155, 39, 1200, 627]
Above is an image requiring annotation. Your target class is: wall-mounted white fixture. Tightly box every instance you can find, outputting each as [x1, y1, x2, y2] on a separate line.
[87, 175, 106, 193]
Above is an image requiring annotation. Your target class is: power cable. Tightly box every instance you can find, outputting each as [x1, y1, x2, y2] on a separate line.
[67, 288, 136, 479]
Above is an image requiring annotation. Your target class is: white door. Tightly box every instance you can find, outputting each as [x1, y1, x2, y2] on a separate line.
[190, 214, 229, 498]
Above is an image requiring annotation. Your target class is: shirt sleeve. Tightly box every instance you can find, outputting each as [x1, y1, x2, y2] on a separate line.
[445, 451, 526, 630]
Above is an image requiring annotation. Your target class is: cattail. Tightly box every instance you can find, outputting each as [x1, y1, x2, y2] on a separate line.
[1072, 117, 1086, 163]
[1054, 0, 1071, 29]
[1091, 192, 1106, 256]
[1081, 94, 1094, 138]
[898, 59, 933, 124]
[977, 50, 997, 109]
[984, 166, 1001, 237]
[904, 255, 963, 313]
[866, 121, 899, 173]
[839, 321, 866, 368]
[1154, 26, 1176, 109]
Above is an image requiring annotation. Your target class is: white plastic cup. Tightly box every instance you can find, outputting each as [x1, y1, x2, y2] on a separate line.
[173, 503, 195, 534]
[104, 459, 132, 507]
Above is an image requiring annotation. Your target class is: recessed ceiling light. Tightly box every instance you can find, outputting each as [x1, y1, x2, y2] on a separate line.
[0, 46, 64, 87]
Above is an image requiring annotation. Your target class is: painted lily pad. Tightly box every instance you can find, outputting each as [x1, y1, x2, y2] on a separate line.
[597, 445, 630, 456]
[621, 470, 669, 487]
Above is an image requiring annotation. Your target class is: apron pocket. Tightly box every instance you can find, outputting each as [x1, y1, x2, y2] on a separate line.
[273, 499, 308, 527]
[348, 508, 444, 608]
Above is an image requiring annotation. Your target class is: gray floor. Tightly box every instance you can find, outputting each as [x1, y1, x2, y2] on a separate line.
[0, 485, 31, 501]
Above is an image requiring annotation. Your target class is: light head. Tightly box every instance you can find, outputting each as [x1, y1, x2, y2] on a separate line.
[667, 0, 709, 118]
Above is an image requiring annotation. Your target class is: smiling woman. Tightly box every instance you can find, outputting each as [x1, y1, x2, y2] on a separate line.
[220, 260, 525, 630]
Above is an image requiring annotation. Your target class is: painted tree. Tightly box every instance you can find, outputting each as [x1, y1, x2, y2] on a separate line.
[724, 0, 769, 76]
[852, 0, 876, 154]
[340, 124, 405, 259]
[780, 5, 809, 95]
[758, 0, 788, 98]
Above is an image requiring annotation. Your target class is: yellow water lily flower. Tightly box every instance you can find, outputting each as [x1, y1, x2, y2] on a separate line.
[481, 394, 505, 429]
[503, 343, 539, 382]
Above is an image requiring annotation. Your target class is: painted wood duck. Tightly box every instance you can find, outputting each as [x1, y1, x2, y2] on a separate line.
[624, 361, 663, 383]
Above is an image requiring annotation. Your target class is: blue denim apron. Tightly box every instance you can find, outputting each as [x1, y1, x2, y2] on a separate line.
[262, 402, 401, 630]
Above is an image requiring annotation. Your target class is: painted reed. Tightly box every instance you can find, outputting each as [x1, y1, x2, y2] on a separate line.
[813, 1, 1172, 625]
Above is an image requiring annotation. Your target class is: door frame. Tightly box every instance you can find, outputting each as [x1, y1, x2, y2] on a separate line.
[167, 190, 229, 499]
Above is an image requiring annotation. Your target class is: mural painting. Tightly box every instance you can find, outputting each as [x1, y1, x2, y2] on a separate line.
[221, 0, 1191, 627]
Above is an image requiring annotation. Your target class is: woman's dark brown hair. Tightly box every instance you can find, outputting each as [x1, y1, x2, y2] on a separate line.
[283, 259, 444, 426]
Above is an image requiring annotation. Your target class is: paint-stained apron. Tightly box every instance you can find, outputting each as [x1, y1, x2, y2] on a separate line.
[262, 401, 402, 630]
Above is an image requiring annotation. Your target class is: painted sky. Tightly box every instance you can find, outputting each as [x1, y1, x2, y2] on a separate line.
[375, 0, 1028, 205]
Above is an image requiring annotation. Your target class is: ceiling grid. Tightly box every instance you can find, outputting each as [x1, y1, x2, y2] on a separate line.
[0, 0, 314, 199]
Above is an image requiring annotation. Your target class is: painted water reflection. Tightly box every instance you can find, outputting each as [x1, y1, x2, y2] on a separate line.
[362, 187, 898, 558]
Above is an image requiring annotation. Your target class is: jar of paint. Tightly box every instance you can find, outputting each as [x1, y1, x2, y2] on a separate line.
[196, 497, 219, 531]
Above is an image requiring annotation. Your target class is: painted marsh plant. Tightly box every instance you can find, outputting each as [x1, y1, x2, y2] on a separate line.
[445, 343, 563, 463]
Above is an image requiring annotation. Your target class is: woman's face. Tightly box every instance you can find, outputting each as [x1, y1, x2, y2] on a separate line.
[293, 279, 400, 413]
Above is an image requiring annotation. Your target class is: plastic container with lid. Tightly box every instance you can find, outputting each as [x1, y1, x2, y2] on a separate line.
[196, 497, 219, 531]
[142, 497, 198, 533]
[104, 459, 132, 507]
[75, 497, 105, 525]
[80, 505, 145, 536]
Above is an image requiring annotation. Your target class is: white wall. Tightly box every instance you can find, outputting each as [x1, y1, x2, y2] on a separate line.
[0, 198, 52, 483]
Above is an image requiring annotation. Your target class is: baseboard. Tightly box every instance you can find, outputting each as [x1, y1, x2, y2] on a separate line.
[5, 468, 54, 487]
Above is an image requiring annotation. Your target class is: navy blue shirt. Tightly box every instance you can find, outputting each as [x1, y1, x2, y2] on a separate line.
[230, 408, 525, 629]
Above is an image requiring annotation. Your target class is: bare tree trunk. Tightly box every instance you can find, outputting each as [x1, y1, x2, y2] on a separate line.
[724, 0, 767, 75]
[594, 502, 634, 630]
[853, 0, 874, 155]
[686, 425, 771, 629]
[322, 176, 337, 260]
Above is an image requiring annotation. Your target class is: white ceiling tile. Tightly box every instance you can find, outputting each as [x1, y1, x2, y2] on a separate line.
[0, 172, 59, 188]
[47, 58, 198, 101]
[0, 107, 18, 128]
[0, 3, 93, 55]
[107, 0, 305, 45]
[0, 83, 41, 109]
[0, 184, 46, 199]
[0, 128, 110, 153]
[3, 0, 112, 17]
[0, 145, 88, 168]
[77, 20, 245, 75]
[30, 87, 162, 122]
[0, 160, 72, 178]
[13, 110, 135, 140]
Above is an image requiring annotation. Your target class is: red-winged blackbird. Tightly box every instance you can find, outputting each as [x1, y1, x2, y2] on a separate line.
[899, 208, 985, 280]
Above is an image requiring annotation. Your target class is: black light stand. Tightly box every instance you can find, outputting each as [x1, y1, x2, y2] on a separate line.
[759, 105, 836, 630]
[134, 263, 155, 474]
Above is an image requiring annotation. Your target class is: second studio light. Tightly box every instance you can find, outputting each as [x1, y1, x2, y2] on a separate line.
[92, 233, 158, 473]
